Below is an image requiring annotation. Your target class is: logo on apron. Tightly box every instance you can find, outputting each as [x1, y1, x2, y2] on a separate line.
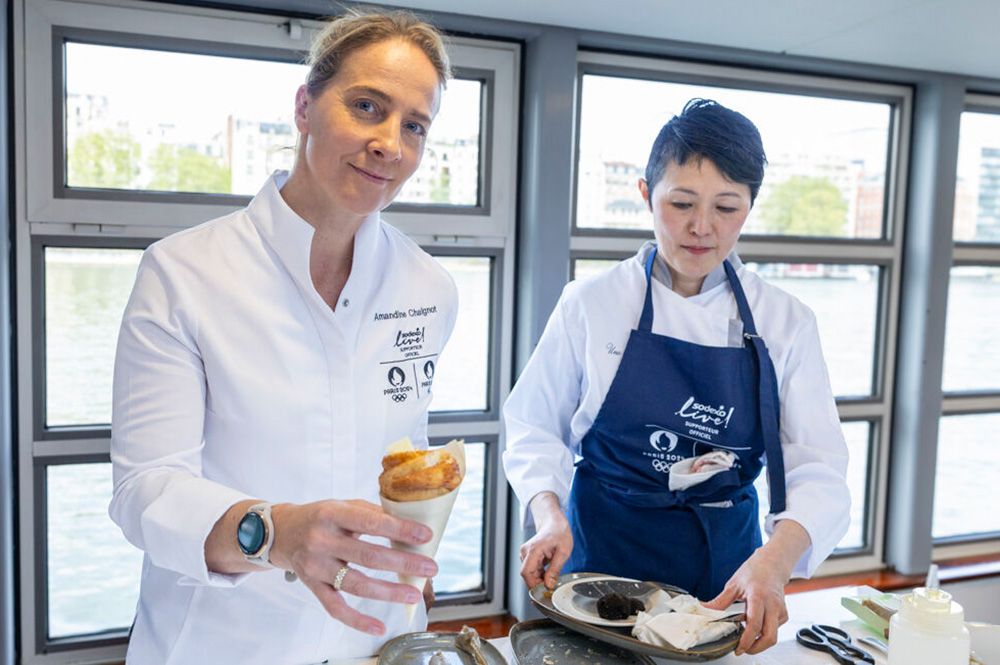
[675, 395, 736, 444]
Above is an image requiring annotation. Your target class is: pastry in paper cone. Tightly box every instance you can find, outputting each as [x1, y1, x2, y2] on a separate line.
[379, 437, 465, 624]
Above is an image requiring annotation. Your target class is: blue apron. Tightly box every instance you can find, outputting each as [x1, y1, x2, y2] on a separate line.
[564, 250, 786, 600]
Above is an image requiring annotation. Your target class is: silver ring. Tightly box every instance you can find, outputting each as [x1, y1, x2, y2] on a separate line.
[333, 564, 351, 592]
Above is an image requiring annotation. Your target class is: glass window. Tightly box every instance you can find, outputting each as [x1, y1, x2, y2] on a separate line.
[430, 256, 491, 412]
[24, 5, 519, 658]
[747, 263, 880, 398]
[942, 266, 1000, 393]
[65, 43, 304, 196]
[65, 43, 483, 205]
[576, 75, 892, 239]
[573, 258, 620, 281]
[47, 463, 143, 638]
[755, 421, 869, 551]
[840, 421, 871, 550]
[395, 79, 483, 206]
[954, 111, 1000, 242]
[434, 441, 485, 593]
[575, 259, 880, 398]
[933, 413, 1000, 540]
[45, 247, 143, 427]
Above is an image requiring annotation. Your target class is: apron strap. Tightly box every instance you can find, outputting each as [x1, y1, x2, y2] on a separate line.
[638, 247, 657, 332]
[723, 260, 787, 514]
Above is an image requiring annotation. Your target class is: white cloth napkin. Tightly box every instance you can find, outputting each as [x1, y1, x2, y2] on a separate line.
[631, 592, 739, 650]
[667, 450, 736, 491]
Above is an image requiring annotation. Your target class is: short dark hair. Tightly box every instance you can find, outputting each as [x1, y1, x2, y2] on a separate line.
[644, 98, 767, 205]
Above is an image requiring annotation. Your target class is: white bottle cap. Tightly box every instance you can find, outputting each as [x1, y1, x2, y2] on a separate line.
[898, 587, 965, 633]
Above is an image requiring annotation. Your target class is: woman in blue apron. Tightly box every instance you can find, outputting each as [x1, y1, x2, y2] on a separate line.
[505, 99, 848, 657]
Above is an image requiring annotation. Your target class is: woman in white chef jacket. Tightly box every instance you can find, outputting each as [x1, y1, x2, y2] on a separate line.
[503, 99, 850, 657]
[109, 11, 459, 664]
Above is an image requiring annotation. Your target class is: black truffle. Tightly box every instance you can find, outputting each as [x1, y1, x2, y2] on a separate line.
[596, 592, 644, 620]
[629, 597, 646, 615]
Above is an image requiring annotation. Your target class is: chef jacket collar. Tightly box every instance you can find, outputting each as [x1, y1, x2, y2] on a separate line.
[641, 240, 743, 295]
[247, 171, 381, 312]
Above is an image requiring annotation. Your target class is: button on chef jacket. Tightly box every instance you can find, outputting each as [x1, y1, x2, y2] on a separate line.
[109, 172, 458, 664]
[503, 242, 850, 578]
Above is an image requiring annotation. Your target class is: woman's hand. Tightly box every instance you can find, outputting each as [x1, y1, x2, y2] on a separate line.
[271, 500, 438, 635]
[702, 520, 811, 656]
[520, 492, 573, 591]
[207, 499, 437, 636]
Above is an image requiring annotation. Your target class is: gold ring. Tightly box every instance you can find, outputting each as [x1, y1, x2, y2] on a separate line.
[333, 564, 351, 592]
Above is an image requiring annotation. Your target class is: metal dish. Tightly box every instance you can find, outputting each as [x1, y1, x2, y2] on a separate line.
[529, 572, 741, 663]
[550, 576, 661, 628]
[378, 631, 507, 665]
[509, 619, 655, 665]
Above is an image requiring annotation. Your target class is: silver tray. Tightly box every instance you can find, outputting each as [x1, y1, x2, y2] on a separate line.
[510, 619, 655, 665]
[378, 631, 507, 665]
[529, 572, 741, 663]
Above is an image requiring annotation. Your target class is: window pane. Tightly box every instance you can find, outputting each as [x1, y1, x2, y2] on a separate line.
[934, 413, 1000, 539]
[573, 258, 619, 281]
[755, 421, 869, 551]
[45, 248, 142, 427]
[431, 257, 490, 412]
[47, 463, 142, 638]
[576, 74, 892, 238]
[943, 267, 1000, 392]
[954, 110, 1000, 242]
[434, 441, 485, 593]
[65, 43, 304, 195]
[747, 263, 880, 397]
[395, 79, 482, 206]
[66, 43, 482, 205]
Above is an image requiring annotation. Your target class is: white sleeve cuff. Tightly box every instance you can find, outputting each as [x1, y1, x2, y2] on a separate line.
[140, 475, 253, 587]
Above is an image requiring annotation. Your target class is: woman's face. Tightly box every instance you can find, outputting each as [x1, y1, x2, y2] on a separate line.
[293, 38, 441, 220]
[639, 158, 752, 297]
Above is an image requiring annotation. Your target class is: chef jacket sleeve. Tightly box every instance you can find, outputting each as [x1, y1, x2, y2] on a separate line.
[764, 311, 851, 578]
[503, 290, 585, 528]
[109, 248, 253, 588]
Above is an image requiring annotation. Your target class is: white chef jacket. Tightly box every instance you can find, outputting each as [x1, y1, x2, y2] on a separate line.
[109, 172, 458, 664]
[503, 242, 849, 578]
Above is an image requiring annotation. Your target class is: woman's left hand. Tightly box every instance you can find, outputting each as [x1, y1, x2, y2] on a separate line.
[702, 520, 811, 656]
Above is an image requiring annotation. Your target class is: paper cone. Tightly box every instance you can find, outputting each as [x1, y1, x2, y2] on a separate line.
[380, 439, 465, 624]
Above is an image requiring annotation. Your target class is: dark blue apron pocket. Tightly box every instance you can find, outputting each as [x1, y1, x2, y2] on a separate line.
[690, 490, 762, 598]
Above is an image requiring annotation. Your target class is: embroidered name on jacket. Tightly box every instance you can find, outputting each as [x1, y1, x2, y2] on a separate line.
[373, 304, 438, 321]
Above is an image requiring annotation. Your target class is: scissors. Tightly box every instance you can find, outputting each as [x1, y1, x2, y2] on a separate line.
[795, 624, 875, 664]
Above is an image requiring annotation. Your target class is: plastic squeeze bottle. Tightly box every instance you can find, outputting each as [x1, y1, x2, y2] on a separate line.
[887, 587, 970, 665]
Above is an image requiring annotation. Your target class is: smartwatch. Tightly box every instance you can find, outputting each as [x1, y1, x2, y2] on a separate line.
[237, 502, 277, 568]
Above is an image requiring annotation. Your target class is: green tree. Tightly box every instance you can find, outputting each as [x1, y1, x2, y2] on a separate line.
[757, 175, 848, 237]
[430, 166, 451, 203]
[67, 128, 141, 189]
[147, 144, 231, 194]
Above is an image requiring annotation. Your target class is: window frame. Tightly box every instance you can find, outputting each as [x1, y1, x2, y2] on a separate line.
[15, 0, 519, 660]
[26, 0, 518, 238]
[934, 93, 1000, 558]
[569, 50, 911, 576]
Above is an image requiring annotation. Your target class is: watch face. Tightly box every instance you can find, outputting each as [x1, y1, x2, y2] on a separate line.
[237, 511, 266, 556]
